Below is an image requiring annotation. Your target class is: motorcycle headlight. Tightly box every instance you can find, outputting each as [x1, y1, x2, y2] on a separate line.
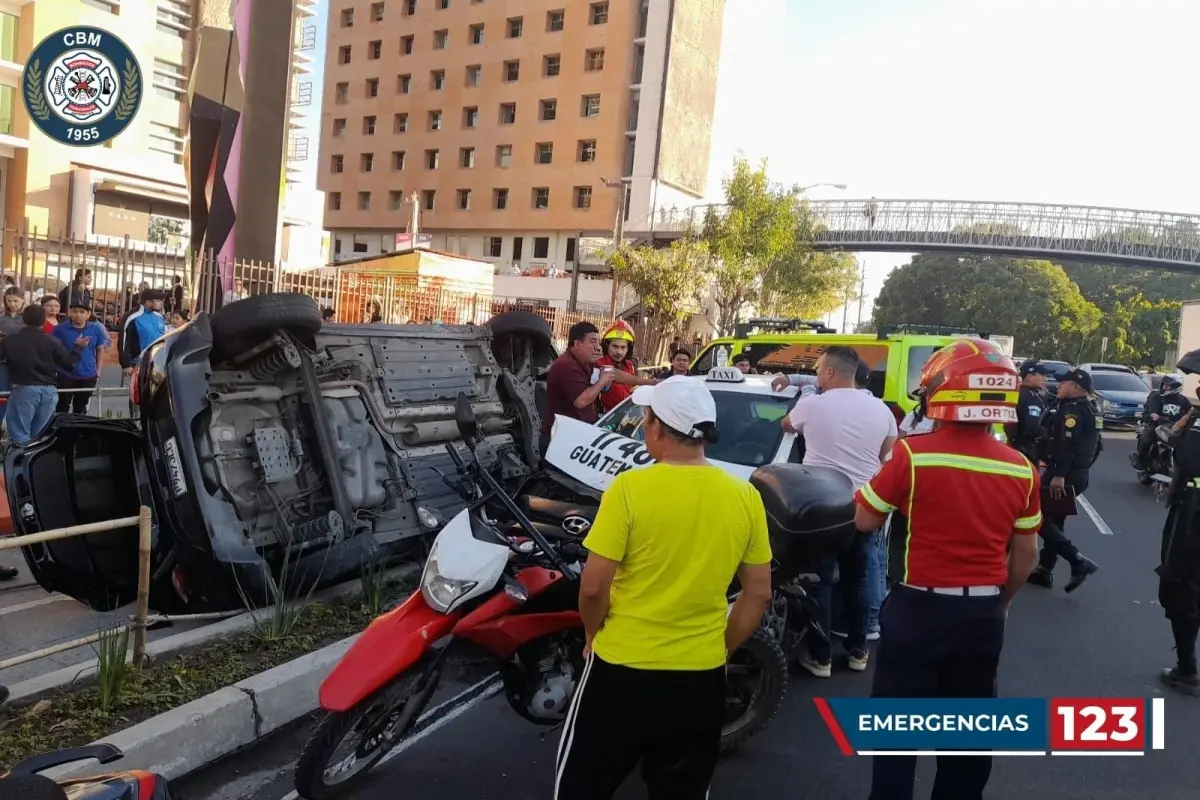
[420, 542, 477, 613]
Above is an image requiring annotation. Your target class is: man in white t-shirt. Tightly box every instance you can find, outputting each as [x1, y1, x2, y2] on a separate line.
[779, 346, 897, 677]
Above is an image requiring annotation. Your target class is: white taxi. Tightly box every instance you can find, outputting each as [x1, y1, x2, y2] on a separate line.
[544, 364, 800, 490]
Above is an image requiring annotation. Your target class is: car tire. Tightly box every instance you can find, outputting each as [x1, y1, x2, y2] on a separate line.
[487, 309, 553, 344]
[210, 293, 322, 360]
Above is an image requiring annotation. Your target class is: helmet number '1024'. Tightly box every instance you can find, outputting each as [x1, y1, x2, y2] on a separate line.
[967, 374, 1018, 391]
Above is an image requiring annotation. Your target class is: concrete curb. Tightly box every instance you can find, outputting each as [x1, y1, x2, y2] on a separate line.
[7, 563, 419, 707]
[46, 630, 364, 782]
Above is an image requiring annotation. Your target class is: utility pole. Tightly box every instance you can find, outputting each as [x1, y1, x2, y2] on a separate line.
[856, 260, 867, 329]
[841, 293, 850, 333]
[603, 178, 628, 317]
[568, 230, 583, 311]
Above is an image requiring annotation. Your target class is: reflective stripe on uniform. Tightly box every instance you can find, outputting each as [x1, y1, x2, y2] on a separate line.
[1014, 511, 1043, 530]
[859, 483, 895, 514]
[910, 452, 1033, 480]
[927, 390, 1020, 405]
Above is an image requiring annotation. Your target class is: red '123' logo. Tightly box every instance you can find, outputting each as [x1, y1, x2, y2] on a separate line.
[1050, 698, 1145, 752]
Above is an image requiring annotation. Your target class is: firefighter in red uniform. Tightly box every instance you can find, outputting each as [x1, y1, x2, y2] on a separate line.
[595, 320, 639, 413]
[853, 339, 1042, 800]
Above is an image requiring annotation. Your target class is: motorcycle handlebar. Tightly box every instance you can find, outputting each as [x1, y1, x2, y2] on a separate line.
[445, 442, 467, 473]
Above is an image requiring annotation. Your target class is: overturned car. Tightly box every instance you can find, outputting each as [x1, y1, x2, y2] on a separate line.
[5, 295, 558, 612]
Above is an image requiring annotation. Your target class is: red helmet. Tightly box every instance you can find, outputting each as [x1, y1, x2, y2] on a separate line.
[602, 320, 635, 343]
[920, 339, 1019, 424]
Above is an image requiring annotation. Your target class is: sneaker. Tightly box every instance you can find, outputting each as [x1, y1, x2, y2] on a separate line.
[797, 655, 832, 678]
[1065, 557, 1099, 594]
[848, 650, 870, 672]
[1159, 667, 1200, 697]
[867, 630, 881, 641]
[1026, 566, 1053, 588]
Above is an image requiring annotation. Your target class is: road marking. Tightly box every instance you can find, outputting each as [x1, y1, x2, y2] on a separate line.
[1077, 496, 1115, 536]
[277, 673, 501, 800]
[0, 593, 70, 616]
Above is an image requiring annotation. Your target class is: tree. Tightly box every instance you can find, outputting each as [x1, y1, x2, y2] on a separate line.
[872, 254, 1102, 358]
[608, 239, 710, 362]
[761, 250, 860, 319]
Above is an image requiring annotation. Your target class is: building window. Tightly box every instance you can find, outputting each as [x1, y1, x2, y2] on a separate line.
[507, 16, 523, 38]
[581, 94, 600, 117]
[513, 237, 524, 258]
[152, 59, 187, 100]
[463, 106, 479, 128]
[358, 191, 371, 210]
[566, 237, 577, 261]
[493, 189, 509, 210]
[334, 82, 349, 104]
[393, 151, 406, 170]
[361, 153, 375, 172]
[331, 154, 344, 173]
[157, 0, 191, 37]
[434, 29, 448, 49]
[401, 35, 414, 54]
[466, 64, 482, 86]
[585, 48, 604, 71]
[574, 186, 592, 209]
[398, 74, 412, 93]
[547, 9, 565, 31]
[338, 45, 352, 64]
[340, 8, 354, 26]
[457, 189, 471, 210]
[469, 23, 484, 44]
[499, 103, 516, 124]
[439, 0, 450, 8]
[460, 147, 476, 168]
[425, 149, 440, 169]
[390, 190, 404, 210]
[486, 237, 503, 257]
[368, 40, 382, 59]
[429, 110, 442, 130]
[363, 115, 377, 134]
[503, 60, 520, 82]
[535, 142, 553, 164]
[404, 0, 417, 14]
[628, 90, 640, 130]
[532, 187, 550, 209]
[371, 2, 385, 21]
[395, 113, 409, 132]
[496, 145, 512, 167]
[333, 118, 347, 137]
[544, 54, 561, 77]
[329, 192, 342, 210]
[624, 136, 636, 175]
[366, 78, 379, 97]
[431, 70, 446, 90]
[532, 237, 550, 259]
[540, 99, 557, 121]
[423, 190, 436, 210]
[577, 140, 597, 162]
[590, 2, 608, 24]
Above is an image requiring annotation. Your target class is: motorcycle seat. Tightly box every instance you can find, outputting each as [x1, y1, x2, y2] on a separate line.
[520, 496, 598, 523]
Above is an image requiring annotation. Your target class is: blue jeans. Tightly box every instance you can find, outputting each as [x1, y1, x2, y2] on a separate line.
[6, 385, 58, 445]
[868, 528, 888, 633]
[810, 532, 870, 661]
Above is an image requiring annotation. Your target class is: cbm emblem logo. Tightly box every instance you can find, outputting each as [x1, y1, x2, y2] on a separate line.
[22, 27, 142, 147]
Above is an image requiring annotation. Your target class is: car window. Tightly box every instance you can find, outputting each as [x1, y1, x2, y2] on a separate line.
[906, 345, 938, 397]
[746, 342, 890, 399]
[1041, 361, 1072, 378]
[691, 344, 721, 374]
[1089, 372, 1152, 393]
[596, 389, 792, 467]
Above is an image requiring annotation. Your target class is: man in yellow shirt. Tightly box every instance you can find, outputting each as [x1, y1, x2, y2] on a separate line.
[554, 377, 774, 800]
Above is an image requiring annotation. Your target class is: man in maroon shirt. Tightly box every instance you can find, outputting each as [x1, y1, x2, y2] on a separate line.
[539, 322, 654, 455]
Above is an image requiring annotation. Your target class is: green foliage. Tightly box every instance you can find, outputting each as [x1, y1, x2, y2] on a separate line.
[608, 238, 710, 358]
[94, 625, 131, 713]
[872, 254, 1102, 357]
[763, 250, 861, 319]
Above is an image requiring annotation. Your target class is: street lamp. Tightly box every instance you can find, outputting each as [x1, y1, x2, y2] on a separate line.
[797, 182, 848, 192]
[600, 177, 632, 316]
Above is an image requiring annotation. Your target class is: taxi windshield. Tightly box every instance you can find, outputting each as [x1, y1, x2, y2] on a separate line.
[596, 389, 792, 468]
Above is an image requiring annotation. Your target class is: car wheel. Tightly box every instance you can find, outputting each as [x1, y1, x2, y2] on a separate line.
[210, 293, 323, 360]
[487, 311, 556, 374]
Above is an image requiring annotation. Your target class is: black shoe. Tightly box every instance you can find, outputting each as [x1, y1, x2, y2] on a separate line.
[0, 565, 18, 581]
[1027, 566, 1054, 588]
[1065, 557, 1099, 593]
[1159, 667, 1200, 696]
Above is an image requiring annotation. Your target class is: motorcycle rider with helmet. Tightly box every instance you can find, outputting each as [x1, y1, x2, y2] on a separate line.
[1134, 374, 1191, 471]
[595, 320, 640, 413]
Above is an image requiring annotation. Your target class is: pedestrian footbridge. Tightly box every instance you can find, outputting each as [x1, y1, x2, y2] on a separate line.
[632, 199, 1200, 274]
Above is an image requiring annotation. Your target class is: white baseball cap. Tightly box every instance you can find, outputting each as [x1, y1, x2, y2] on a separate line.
[631, 376, 717, 439]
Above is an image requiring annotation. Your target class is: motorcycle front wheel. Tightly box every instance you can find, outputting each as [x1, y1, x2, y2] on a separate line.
[294, 657, 441, 800]
[719, 627, 788, 752]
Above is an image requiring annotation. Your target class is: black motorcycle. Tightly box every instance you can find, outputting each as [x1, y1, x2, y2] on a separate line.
[1132, 422, 1176, 499]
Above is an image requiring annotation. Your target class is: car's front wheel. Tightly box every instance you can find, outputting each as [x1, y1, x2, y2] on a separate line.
[210, 293, 323, 361]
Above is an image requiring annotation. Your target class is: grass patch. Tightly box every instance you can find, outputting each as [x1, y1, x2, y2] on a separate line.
[0, 601, 378, 770]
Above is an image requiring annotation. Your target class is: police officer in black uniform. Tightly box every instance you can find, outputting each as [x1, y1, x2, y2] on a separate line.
[1027, 368, 1100, 592]
[1158, 353, 1200, 696]
[1006, 360, 1051, 462]
[1134, 375, 1190, 470]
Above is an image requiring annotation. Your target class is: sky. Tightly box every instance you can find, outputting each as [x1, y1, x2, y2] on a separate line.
[298, 0, 1199, 327]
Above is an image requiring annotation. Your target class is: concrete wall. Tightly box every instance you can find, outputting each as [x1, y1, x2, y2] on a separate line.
[492, 273, 613, 310]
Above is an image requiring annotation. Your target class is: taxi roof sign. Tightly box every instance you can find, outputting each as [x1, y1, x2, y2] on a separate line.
[706, 366, 746, 384]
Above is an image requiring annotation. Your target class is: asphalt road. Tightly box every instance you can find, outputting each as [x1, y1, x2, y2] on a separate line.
[179, 432, 1199, 800]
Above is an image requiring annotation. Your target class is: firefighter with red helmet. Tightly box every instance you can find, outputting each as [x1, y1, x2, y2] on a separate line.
[852, 339, 1042, 800]
[595, 320, 639, 413]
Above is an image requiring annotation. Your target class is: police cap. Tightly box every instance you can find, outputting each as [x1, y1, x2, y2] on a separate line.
[1059, 368, 1093, 393]
[1019, 360, 1050, 377]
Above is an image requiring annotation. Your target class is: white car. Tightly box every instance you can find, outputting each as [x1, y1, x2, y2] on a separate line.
[544, 366, 801, 490]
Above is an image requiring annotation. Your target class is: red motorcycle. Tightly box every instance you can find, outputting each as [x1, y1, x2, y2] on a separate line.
[294, 396, 808, 799]
[0, 744, 174, 799]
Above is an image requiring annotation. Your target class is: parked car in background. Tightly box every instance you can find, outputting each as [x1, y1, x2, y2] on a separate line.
[1039, 360, 1074, 396]
[1079, 362, 1137, 374]
[1085, 367, 1153, 429]
[6, 295, 557, 612]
